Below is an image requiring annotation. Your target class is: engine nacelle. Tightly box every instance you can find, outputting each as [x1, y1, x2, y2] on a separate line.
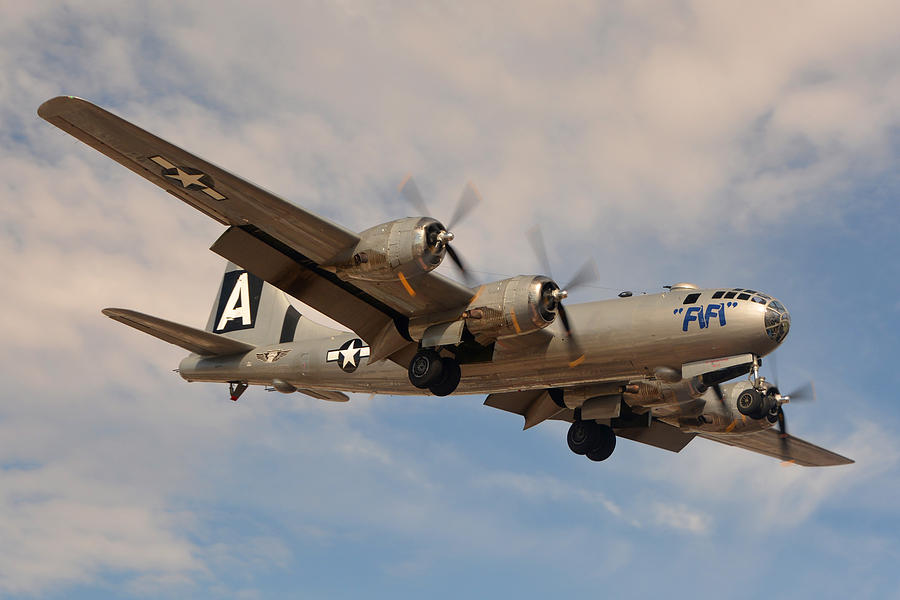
[464, 275, 559, 340]
[331, 217, 449, 282]
[624, 377, 780, 434]
[682, 380, 779, 434]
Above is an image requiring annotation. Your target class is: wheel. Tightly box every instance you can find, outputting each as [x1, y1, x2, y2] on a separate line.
[736, 388, 764, 419]
[428, 357, 461, 396]
[408, 349, 443, 389]
[585, 425, 616, 462]
[567, 420, 601, 455]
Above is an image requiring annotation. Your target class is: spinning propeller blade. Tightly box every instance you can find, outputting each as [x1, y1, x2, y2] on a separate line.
[398, 176, 481, 285]
[527, 226, 600, 366]
[767, 352, 817, 460]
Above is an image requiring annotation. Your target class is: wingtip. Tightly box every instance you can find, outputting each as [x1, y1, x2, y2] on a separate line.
[37, 95, 88, 119]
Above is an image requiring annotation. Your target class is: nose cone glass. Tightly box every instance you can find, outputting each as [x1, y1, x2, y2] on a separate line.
[764, 300, 790, 343]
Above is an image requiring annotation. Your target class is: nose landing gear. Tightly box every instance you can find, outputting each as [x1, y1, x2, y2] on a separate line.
[567, 420, 617, 462]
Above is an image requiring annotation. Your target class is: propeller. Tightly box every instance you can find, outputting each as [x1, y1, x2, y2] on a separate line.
[766, 354, 816, 459]
[398, 176, 482, 284]
[526, 226, 600, 366]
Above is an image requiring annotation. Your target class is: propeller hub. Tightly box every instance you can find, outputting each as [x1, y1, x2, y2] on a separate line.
[436, 230, 454, 244]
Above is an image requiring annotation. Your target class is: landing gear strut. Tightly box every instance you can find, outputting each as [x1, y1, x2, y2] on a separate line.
[567, 420, 616, 462]
[408, 349, 461, 396]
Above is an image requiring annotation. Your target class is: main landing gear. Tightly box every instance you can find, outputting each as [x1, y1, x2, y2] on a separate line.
[408, 349, 461, 396]
[567, 419, 617, 462]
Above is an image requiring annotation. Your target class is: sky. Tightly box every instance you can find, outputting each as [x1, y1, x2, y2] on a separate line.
[2, 0, 900, 597]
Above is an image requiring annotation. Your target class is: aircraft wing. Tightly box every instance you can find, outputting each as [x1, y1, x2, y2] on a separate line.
[699, 430, 854, 467]
[39, 96, 474, 362]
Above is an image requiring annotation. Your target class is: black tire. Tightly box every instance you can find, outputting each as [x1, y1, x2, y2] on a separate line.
[408, 349, 443, 389]
[585, 425, 616, 462]
[428, 358, 461, 397]
[567, 420, 601, 455]
[736, 388, 764, 419]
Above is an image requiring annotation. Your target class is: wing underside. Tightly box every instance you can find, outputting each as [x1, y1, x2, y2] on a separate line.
[699, 430, 853, 466]
[38, 96, 474, 364]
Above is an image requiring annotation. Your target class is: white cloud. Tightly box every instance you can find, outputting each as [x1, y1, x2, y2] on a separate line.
[642, 419, 899, 533]
[652, 503, 711, 534]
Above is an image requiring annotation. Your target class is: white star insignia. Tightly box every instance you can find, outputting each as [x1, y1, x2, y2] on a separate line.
[326, 339, 371, 372]
[149, 155, 226, 200]
[167, 167, 207, 188]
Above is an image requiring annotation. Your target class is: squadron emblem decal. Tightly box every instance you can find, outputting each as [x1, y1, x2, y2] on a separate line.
[326, 339, 370, 373]
[257, 349, 291, 363]
[149, 155, 226, 200]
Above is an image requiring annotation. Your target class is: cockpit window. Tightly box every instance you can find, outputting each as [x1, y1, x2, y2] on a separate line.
[732, 288, 743, 291]
[770, 300, 786, 312]
[751, 296, 766, 304]
[724, 291, 737, 299]
[712, 291, 725, 299]
[683, 293, 701, 304]
[758, 293, 771, 300]
[737, 293, 751, 300]
[743, 289, 758, 294]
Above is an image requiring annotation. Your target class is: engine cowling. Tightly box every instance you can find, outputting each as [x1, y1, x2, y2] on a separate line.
[624, 377, 780, 434]
[332, 217, 450, 282]
[683, 380, 779, 433]
[464, 275, 560, 339]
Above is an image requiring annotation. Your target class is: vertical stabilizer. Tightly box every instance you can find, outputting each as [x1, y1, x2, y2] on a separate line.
[205, 262, 302, 347]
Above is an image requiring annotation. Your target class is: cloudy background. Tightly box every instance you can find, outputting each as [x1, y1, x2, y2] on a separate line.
[2, 1, 900, 597]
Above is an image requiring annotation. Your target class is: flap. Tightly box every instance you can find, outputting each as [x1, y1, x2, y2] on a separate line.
[485, 389, 571, 429]
[616, 419, 696, 453]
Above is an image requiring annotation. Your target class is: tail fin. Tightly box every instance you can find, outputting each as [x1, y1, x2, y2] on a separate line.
[206, 262, 302, 347]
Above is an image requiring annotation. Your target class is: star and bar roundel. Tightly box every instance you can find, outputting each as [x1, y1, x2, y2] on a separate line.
[326, 339, 371, 373]
[149, 155, 226, 200]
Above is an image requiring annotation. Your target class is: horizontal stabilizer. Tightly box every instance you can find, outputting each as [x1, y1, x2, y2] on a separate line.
[699, 430, 853, 467]
[102, 308, 255, 356]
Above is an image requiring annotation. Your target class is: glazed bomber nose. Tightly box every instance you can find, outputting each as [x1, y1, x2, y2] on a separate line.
[764, 299, 790, 343]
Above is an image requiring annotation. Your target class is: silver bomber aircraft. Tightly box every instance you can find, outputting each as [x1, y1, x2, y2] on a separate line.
[38, 96, 852, 467]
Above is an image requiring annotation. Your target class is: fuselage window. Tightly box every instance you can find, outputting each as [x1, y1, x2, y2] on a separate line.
[724, 291, 737, 299]
[737, 293, 751, 300]
[712, 291, 725, 299]
[683, 293, 702, 304]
